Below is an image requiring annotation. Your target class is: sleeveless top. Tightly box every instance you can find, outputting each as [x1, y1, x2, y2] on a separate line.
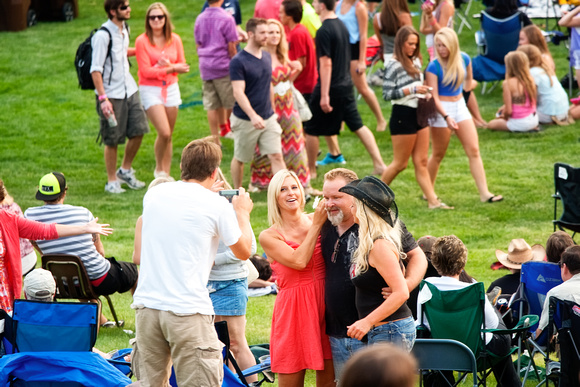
[350, 241, 412, 323]
[376, 14, 395, 56]
[336, 0, 360, 44]
[425, 1, 454, 48]
[511, 90, 535, 119]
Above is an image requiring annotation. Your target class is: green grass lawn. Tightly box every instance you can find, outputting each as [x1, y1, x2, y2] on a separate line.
[0, 0, 576, 385]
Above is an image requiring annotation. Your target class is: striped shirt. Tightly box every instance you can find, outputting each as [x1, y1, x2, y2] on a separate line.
[23, 204, 110, 279]
[382, 58, 424, 107]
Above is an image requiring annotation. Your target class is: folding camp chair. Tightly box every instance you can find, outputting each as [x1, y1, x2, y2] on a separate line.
[553, 163, 580, 240]
[418, 281, 530, 386]
[0, 299, 131, 386]
[412, 338, 478, 387]
[472, 11, 523, 94]
[42, 254, 121, 327]
[511, 261, 563, 384]
[454, 0, 473, 34]
[545, 298, 580, 387]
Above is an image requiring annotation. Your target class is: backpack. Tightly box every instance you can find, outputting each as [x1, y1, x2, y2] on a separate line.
[75, 26, 113, 90]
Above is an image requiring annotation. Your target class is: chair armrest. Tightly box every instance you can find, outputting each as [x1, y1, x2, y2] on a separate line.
[475, 30, 486, 47]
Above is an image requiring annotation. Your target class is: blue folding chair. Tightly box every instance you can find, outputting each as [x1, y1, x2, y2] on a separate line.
[510, 261, 563, 384]
[472, 11, 523, 94]
[0, 300, 131, 386]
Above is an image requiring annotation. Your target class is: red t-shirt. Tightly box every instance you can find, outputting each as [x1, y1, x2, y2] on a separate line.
[288, 23, 318, 95]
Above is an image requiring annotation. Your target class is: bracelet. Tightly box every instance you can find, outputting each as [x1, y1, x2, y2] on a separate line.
[443, 114, 449, 120]
[98, 94, 108, 101]
[430, 18, 437, 26]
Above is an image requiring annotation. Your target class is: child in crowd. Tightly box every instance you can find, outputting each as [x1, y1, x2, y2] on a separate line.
[517, 44, 571, 125]
[487, 51, 539, 132]
[559, 6, 580, 120]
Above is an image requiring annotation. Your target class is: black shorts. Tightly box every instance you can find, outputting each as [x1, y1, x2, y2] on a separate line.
[463, 89, 471, 104]
[303, 90, 364, 136]
[93, 257, 138, 296]
[389, 105, 424, 135]
[350, 42, 360, 61]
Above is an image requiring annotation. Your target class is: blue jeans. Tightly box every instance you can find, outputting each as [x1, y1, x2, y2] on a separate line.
[367, 316, 416, 351]
[329, 336, 366, 380]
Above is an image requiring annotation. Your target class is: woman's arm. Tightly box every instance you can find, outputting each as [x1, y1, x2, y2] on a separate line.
[399, 12, 413, 27]
[502, 80, 512, 119]
[420, 5, 434, 34]
[372, 14, 384, 53]
[355, 2, 368, 75]
[55, 217, 113, 237]
[132, 216, 142, 265]
[435, 1, 455, 32]
[559, 7, 580, 27]
[259, 200, 327, 270]
[426, 70, 458, 129]
[135, 36, 168, 80]
[346, 239, 410, 340]
[288, 60, 303, 82]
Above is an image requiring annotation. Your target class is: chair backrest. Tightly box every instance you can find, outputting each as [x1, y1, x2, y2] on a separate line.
[412, 339, 478, 387]
[9, 299, 98, 352]
[554, 163, 580, 231]
[549, 298, 580, 387]
[480, 11, 522, 64]
[419, 281, 486, 359]
[518, 261, 563, 333]
[41, 254, 99, 301]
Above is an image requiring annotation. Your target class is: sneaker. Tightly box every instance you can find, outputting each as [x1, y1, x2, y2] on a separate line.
[316, 153, 346, 166]
[104, 181, 126, 194]
[100, 320, 125, 328]
[153, 170, 169, 179]
[116, 168, 145, 190]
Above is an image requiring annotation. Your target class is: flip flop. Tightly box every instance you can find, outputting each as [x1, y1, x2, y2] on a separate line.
[429, 202, 454, 210]
[485, 195, 503, 203]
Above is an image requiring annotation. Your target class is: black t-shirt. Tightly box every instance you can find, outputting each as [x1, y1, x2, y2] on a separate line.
[487, 271, 521, 296]
[229, 50, 274, 120]
[313, 18, 353, 96]
[321, 220, 418, 337]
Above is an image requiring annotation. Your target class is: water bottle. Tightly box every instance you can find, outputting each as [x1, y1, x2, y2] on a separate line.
[107, 111, 118, 127]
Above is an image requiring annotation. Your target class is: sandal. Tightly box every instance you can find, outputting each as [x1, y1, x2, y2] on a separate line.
[484, 195, 503, 203]
[429, 202, 454, 210]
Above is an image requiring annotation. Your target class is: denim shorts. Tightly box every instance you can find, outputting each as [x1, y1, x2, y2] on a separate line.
[366, 316, 416, 351]
[207, 278, 248, 316]
[329, 336, 366, 380]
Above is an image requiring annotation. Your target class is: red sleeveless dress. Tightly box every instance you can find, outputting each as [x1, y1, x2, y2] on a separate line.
[269, 234, 332, 373]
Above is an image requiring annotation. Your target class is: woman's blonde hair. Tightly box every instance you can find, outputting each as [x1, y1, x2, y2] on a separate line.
[267, 169, 305, 226]
[434, 27, 464, 91]
[145, 2, 174, 45]
[351, 198, 404, 275]
[505, 51, 536, 103]
[267, 19, 289, 64]
[517, 44, 554, 86]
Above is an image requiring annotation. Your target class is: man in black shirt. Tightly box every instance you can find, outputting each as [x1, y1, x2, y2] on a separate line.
[304, 0, 385, 180]
[320, 168, 427, 379]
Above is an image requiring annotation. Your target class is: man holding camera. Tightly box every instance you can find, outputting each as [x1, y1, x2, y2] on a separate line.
[132, 139, 254, 387]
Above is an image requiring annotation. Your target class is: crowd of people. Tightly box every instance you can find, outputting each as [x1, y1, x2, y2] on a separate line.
[2, 0, 580, 385]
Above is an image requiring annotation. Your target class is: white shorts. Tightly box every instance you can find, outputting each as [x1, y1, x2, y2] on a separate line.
[538, 111, 568, 124]
[429, 98, 472, 127]
[507, 113, 539, 132]
[139, 83, 182, 110]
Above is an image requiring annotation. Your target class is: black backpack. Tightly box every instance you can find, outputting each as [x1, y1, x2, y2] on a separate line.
[75, 26, 113, 90]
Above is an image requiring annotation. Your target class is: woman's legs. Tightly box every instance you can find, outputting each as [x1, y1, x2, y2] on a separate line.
[163, 106, 178, 174]
[467, 90, 487, 128]
[278, 370, 306, 387]
[454, 119, 500, 201]
[214, 315, 258, 383]
[350, 61, 387, 132]
[411, 128, 445, 208]
[486, 118, 510, 131]
[427, 126, 452, 189]
[381, 134, 415, 184]
[316, 359, 337, 387]
[147, 105, 175, 175]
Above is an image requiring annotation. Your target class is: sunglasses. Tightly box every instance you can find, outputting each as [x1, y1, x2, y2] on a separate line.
[148, 14, 166, 21]
[118, 4, 130, 10]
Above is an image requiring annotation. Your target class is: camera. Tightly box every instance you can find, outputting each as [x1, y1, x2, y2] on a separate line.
[219, 189, 240, 202]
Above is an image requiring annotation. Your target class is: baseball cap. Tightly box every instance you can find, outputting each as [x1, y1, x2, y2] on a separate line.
[23, 268, 56, 302]
[36, 172, 66, 201]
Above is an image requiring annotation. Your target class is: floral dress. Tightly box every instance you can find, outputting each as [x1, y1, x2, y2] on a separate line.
[250, 64, 310, 189]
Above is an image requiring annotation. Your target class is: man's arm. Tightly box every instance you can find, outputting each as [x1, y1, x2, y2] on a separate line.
[319, 56, 333, 113]
[231, 80, 265, 129]
[403, 246, 428, 291]
[93, 233, 106, 257]
[228, 188, 254, 260]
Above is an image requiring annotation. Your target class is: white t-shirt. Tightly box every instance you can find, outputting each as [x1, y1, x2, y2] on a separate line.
[132, 181, 242, 314]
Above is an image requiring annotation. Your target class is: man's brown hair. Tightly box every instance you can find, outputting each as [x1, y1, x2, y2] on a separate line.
[246, 17, 267, 34]
[104, 0, 127, 19]
[561, 245, 580, 275]
[431, 235, 468, 277]
[546, 231, 574, 264]
[180, 139, 222, 181]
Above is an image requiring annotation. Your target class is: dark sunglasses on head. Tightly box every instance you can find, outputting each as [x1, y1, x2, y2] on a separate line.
[119, 4, 130, 10]
[148, 14, 166, 21]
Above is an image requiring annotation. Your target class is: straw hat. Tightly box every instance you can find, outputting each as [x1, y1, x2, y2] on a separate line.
[495, 239, 544, 269]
